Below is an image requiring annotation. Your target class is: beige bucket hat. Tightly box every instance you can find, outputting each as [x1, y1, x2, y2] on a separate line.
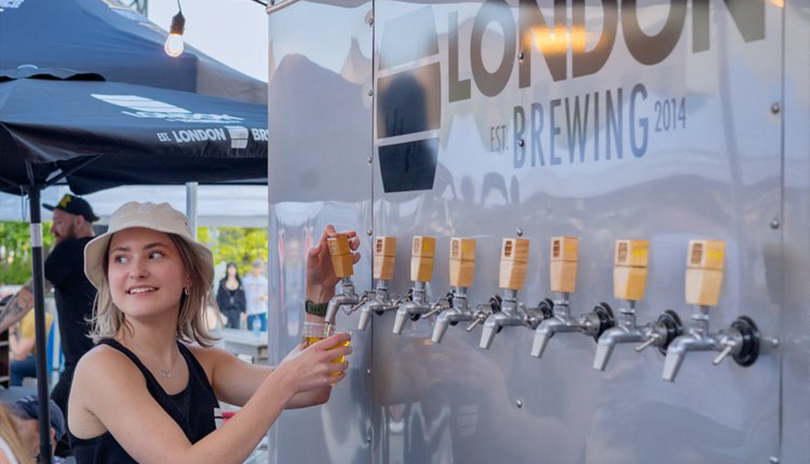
[84, 202, 214, 290]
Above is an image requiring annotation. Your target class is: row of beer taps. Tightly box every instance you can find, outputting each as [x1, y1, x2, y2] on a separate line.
[323, 235, 763, 382]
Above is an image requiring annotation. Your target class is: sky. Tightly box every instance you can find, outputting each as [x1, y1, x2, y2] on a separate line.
[148, 0, 269, 82]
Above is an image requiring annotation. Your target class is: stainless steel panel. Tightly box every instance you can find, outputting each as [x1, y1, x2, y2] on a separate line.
[371, 1, 783, 463]
[267, 0, 806, 463]
[780, 1, 810, 462]
[267, 2, 374, 463]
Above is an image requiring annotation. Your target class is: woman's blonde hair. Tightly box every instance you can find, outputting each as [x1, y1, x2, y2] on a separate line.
[0, 405, 34, 464]
[90, 232, 218, 347]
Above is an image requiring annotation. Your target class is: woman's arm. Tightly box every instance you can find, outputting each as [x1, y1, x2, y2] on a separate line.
[194, 338, 350, 409]
[73, 337, 349, 464]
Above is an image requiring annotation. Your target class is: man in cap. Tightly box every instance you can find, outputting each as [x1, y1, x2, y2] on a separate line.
[0, 193, 98, 454]
[3, 395, 66, 463]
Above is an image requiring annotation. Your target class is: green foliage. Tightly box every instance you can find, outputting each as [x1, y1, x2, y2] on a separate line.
[198, 227, 268, 277]
[0, 222, 266, 285]
[0, 221, 56, 285]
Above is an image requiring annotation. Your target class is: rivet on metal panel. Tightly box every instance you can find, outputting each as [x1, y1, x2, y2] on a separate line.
[366, 229, 373, 236]
[518, 52, 524, 60]
[770, 218, 780, 229]
[516, 399, 524, 408]
[366, 368, 372, 375]
[771, 103, 780, 114]
[367, 16, 374, 26]
[518, 139, 525, 148]
[516, 228, 523, 237]
[366, 428, 373, 444]
[769, 456, 779, 464]
[367, 156, 373, 165]
[368, 89, 374, 97]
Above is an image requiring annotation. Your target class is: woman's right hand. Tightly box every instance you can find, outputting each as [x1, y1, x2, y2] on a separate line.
[276, 332, 352, 393]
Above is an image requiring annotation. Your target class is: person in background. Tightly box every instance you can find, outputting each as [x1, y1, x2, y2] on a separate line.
[2, 396, 66, 463]
[215, 263, 246, 329]
[0, 404, 33, 464]
[0, 193, 99, 456]
[242, 259, 268, 332]
[9, 311, 54, 386]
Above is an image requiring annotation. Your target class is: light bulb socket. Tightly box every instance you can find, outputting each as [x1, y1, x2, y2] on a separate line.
[170, 11, 185, 35]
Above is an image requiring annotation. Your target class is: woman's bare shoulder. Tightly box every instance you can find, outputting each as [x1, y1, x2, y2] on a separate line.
[74, 343, 146, 385]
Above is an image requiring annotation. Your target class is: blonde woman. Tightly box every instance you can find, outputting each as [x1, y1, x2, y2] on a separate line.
[0, 405, 33, 464]
[67, 202, 357, 463]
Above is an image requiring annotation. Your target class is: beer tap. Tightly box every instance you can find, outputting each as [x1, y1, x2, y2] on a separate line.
[593, 240, 683, 371]
[531, 236, 616, 358]
[324, 236, 361, 325]
[393, 236, 437, 334]
[479, 238, 549, 350]
[662, 240, 762, 382]
[432, 238, 476, 344]
[357, 237, 403, 331]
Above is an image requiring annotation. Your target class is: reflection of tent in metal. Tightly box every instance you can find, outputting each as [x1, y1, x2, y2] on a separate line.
[0, 0, 266, 103]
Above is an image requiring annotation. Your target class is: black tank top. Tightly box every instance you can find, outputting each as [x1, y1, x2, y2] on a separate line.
[69, 339, 220, 463]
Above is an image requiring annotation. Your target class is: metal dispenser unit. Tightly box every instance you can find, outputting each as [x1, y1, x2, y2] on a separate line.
[432, 237, 476, 344]
[324, 235, 361, 325]
[393, 236, 437, 334]
[478, 238, 547, 350]
[357, 236, 403, 331]
[593, 240, 683, 371]
[531, 236, 615, 358]
[661, 240, 762, 382]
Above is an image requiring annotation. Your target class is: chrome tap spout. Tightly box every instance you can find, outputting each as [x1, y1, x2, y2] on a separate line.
[325, 278, 359, 325]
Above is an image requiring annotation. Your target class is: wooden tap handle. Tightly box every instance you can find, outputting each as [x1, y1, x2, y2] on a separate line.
[499, 238, 529, 290]
[327, 236, 354, 278]
[373, 237, 397, 281]
[613, 240, 649, 301]
[449, 237, 476, 288]
[410, 236, 436, 282]
[549, 236, 578, 293]
[685, 240, 726, 306]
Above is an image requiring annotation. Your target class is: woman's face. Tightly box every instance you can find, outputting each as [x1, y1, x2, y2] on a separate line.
[107, 227, 189, 320]
[227, 265, 237, 277]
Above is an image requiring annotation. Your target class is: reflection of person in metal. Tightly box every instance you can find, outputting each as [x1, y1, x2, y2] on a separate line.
[369, 333, 575, 463]
[67, 203, 355, 463]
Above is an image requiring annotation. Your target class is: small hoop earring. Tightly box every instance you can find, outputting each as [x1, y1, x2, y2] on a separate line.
[184, 287, 190, 296]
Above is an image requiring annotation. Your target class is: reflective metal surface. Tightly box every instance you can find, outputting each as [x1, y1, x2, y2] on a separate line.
[268, 0, 806, 462]
[267, 2, 374, 463]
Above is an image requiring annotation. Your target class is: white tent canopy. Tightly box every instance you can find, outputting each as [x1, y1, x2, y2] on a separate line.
[0, 185, 268, 228]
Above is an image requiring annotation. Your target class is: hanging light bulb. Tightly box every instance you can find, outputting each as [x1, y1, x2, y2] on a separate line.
[164, 4, 185, 58]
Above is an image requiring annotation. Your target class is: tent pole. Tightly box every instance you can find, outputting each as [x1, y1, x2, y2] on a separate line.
[26, 186, 53, 464]
[186, 182, 198, 239]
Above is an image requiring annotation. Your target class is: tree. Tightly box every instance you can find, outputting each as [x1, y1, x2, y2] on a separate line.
[0, 222, 56, 285]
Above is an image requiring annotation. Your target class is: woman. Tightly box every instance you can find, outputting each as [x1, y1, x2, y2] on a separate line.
[67, 202, 357, 463]
[215, 263, 246, 329]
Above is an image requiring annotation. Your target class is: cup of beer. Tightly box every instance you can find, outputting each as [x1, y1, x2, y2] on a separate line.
[302, 322, 351, 369]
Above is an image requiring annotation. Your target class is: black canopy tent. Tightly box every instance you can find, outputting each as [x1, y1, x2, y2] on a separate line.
[0, 0, 266, 103]
[0, 68, 269, 461]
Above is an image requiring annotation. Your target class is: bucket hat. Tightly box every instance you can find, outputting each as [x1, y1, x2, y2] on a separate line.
[84, 202, 214, 290]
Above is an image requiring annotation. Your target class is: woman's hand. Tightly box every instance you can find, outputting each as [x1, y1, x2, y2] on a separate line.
[305, 225, 360, 303]
[276, 332, 352, 393]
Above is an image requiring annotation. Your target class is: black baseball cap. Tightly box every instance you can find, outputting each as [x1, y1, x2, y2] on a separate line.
[44, 193, 99, 222]
[3, 395, 66, 441]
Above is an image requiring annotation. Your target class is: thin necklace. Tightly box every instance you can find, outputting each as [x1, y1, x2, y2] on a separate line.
[159, 346, 180, 379]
